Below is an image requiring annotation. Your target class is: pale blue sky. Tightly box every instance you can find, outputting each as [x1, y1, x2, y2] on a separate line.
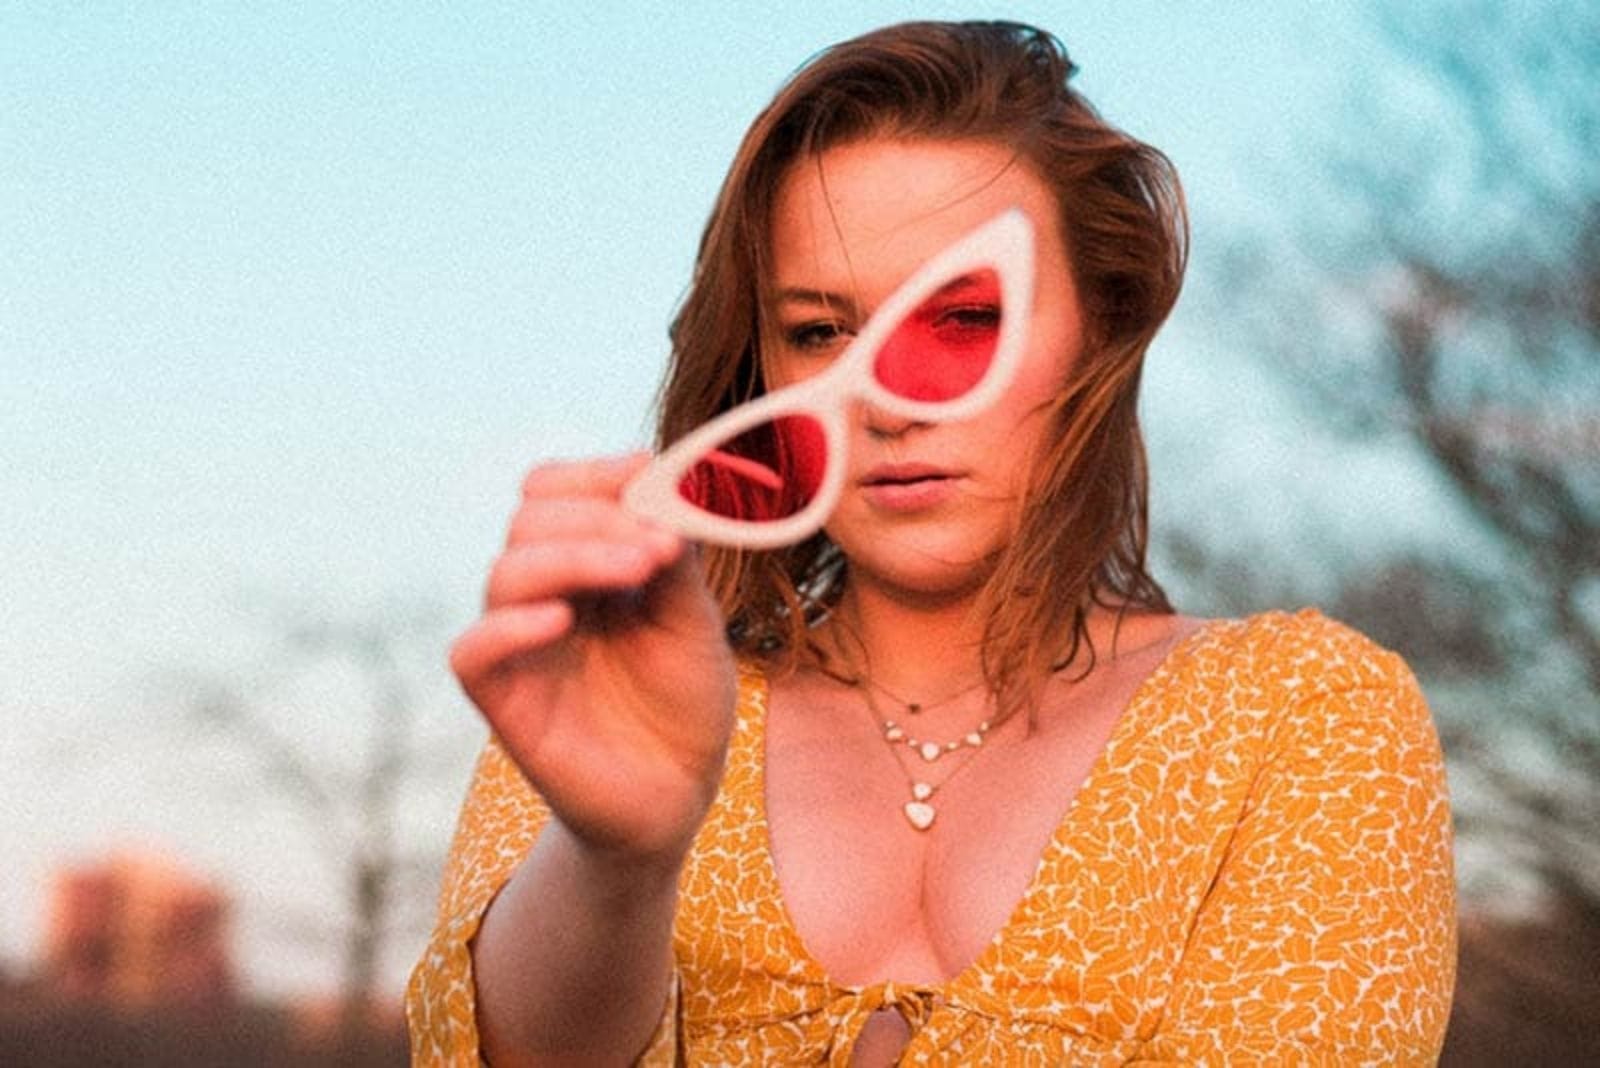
[3, 3, 1463, 995]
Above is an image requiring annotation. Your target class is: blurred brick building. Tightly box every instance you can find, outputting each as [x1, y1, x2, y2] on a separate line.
[42, 852, 235, 1008]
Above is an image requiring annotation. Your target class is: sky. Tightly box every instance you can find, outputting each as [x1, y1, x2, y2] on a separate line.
[1, 2, 1478, 997]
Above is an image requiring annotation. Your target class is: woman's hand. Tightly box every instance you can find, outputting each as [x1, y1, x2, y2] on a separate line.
[450, 453, 737, 864]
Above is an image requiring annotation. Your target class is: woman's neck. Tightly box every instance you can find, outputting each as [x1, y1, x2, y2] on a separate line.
[821, 577, 990, 701]
[817, 576, 1154, 706]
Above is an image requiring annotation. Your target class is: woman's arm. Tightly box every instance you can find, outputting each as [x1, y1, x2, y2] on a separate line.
[1134, 658, 1457, 1064]
[409, 455, 736, 1065]
[473, 820, 683, 1066]
[407, 738, 687, 1068]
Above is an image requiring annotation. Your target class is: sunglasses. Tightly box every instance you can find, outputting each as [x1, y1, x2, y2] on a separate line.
[622, 209, 1036, 549]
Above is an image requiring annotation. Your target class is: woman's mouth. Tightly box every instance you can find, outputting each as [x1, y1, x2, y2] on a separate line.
[859, 464, 962, 510]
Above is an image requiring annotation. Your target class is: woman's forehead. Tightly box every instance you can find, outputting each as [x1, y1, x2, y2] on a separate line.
[768, 137, 1058, 298]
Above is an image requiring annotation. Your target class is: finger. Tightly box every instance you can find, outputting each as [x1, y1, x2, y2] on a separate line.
[484, 540, 663, 609]
[505, 496, 681, 560]
[520, 452, 651, 502]
[449, 602, 576, 684]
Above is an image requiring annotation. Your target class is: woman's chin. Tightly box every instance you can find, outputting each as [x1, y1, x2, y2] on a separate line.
[832, 532, 1001, 603]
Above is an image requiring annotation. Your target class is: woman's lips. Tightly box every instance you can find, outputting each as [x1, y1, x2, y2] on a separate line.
[859, 464, 962, 510]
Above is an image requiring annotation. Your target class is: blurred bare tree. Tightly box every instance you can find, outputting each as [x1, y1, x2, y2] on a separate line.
[174, 602, 464, 1054]
[1173, 1, 1598, 1061]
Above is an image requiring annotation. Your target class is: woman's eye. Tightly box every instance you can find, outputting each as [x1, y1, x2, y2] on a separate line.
[785, 321, 852, 350]
[935, 304, 1001, 333]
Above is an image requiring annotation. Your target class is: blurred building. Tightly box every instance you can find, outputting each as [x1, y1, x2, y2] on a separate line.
[42, 852, 235, 1008]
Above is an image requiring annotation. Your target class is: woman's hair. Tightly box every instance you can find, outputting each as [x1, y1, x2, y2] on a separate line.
[654, 19, 1186, 718]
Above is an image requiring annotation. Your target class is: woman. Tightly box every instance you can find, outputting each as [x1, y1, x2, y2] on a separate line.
[409, 20, 1455, 1066]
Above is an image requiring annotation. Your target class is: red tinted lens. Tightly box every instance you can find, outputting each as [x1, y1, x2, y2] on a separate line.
[678, 413, 827, 522]
[872, 269, 1002, 402]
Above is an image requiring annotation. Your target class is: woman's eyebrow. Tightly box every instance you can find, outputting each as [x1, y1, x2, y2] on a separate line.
[932, 272, 992, 297]
[772, 286, 858, 315]
[775, 272, 990, 307]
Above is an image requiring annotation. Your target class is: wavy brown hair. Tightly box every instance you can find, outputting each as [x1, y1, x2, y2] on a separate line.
[654, 20, 1187, 718]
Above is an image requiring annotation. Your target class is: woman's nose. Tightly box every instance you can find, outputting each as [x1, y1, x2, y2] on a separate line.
[862, 403, 927, 440]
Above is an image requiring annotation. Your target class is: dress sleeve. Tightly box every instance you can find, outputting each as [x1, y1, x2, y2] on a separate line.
[1132, 649, 1457, 1066]
[405, 735, 680, 1066]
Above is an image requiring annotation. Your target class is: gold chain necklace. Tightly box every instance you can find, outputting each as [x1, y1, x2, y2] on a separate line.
[858, 671, 989, 717]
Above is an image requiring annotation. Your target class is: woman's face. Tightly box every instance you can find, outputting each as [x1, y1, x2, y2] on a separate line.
[766, 136, 1085, 598]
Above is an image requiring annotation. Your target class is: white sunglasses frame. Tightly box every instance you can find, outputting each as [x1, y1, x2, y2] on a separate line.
[622, 208, 1036, 549]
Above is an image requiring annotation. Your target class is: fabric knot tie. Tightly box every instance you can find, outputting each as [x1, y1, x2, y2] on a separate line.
[821, 981, 943, 1066]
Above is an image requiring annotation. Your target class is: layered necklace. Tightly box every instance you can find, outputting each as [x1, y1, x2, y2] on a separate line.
[818, 609, 1102, 830]
[852, 671, 998, 832]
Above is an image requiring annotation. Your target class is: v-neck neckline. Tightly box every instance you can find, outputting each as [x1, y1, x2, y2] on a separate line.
[744, 616, 1223, 996]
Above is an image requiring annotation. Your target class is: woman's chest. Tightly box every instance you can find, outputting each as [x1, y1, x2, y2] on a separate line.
[761, 687, 1129, 985]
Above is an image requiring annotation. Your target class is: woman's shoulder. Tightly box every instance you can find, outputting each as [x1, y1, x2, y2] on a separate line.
[1161, 608, 1439, 772]
[1183, 606, 1415, 698]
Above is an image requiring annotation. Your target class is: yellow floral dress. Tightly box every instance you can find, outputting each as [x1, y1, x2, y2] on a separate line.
[408, 610, 1456, 1065]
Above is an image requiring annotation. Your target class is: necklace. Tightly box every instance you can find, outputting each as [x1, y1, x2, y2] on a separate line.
[859, 672, 988, 716]
[857, 681, 996, 832]
[882, 716, 993, 764]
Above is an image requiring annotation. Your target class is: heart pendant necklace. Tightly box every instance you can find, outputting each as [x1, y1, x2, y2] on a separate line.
[859, 684, 997, 832]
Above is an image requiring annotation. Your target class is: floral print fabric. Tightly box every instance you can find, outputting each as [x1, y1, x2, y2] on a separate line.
[408, 609, 1456, 1065]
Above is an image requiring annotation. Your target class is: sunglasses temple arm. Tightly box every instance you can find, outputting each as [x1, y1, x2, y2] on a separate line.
[703, 448, 785, 491]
